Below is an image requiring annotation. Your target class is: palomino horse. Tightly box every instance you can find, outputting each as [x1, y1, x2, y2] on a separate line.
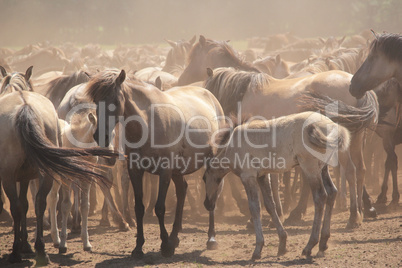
[204, 67, 378, 229]
[350, 32, 402, 205]
[204, 112, 350, 259]
[0, 67, 116, 265]
[84, 69, 225, 258]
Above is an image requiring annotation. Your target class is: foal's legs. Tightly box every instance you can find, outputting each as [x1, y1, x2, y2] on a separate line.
[129, 167, 145, 259]
[122, 164, 135, 227]
[240, 174, 264, 260]
[49, 181, 61, 248]
[317, 165, 337, 257]
[80, 182, 92, 251]
[59, 186, 72, 253]
[300, 166, 327, 257]
[285, 174, 310, 224]
[34, 176, 53, 265]
[339, 150, 362, 228]
[257, 175, 287, 256]
[169, 174, 188, 248]
[377, 141, 397, 204]
[270, 173, 284, 220]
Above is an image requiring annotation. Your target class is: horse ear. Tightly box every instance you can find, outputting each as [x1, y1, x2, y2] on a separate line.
[25, 66, 33, 81]
[275, 54, 281, 64]
[115, 70, 126, 86]
[189, 35, 196, 45]
[338, 36, 346, 46]
[371, 29, 378, 40]
[318, 37, 325, 44]
[88, 112, 97, 126]
[84, 71, 91, 78]
[155, 76, 162, 90]
[199, 35, 206, 47]
[165, 38, 176, 48]
[0, 66, 7, 77]
[207, 68, 213, 77]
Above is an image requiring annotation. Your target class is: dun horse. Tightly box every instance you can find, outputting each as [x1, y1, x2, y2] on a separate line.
[0, 67, 116, 265]
[204, 112, 350, 259]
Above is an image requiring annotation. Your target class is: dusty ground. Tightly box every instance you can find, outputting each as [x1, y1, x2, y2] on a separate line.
[0, 185, 401, 268]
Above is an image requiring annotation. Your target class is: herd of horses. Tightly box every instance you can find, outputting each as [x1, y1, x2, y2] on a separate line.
[0, 30, 401, 265]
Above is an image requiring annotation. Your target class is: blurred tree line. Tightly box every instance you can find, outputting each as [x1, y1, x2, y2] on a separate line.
[0, 0, 400, 46]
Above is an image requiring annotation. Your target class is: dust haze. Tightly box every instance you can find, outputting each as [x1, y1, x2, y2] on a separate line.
[0, 0, 401, 47]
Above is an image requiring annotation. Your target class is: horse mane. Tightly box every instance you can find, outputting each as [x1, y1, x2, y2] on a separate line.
[0, 72, 32, 94]
[204, 67, 272, 115]
[188, 37, 260, 72]
[371, 33, 402, 62]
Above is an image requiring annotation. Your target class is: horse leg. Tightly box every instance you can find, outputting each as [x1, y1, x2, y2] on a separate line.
[363, 185, 377, 218]
[285, 174, 310, 225]
[48, 182, 61, 248]
[169, 174, 187, 249]
[89, 183, 97, 216]
[317, 165, 337, 257]
[270, 173, 283, 221]
[99, 181, 130, 231]
[339, 151, 362, 229]
[80, 182, 92, 251]
[58, 186, 72, 254]
[146, 174, 158, 216]
[206, 210, 218, 249]
[257, 175, 287, 256]
[3, 179, 23, 263]
[34, 176, 53, 266]
[282, 171, 292, 213]
[390, 154, 400, 207]
[100, 194, 110, 226]
[228, 175, 249, 216]
[377, 141, 396, 204]
[121, 165, 135, 227]
[350, 132, 371, 218]
[71, 184, 81, 233]
[155, 171, 175, 257]
[240, 174, 264, 260]
[128, 167, 145, 259]
[19, 179, 33, 254]
[300, 168, 327, 257]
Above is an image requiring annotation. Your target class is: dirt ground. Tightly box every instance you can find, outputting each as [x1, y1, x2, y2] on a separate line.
[0, 183, 401, 268]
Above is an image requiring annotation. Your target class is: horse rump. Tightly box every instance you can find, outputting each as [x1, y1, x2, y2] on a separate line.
[15, 104, 117, 188]
[306, 120, 350, 152]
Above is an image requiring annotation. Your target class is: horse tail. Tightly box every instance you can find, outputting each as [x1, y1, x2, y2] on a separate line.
[15, 104, 116, 188]
[299, 91, 378, 133]
[307, 121, 350, 152]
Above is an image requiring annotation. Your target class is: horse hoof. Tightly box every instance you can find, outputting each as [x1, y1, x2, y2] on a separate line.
[84, 246, 92, 252]
[302, 247, 311, 257]
[284, 213, 303, 226]
[35, 254, 50, 266]
[127, 218, 136, 228]
[161, 242, 175, 257]
[131, 249, 144, 259]
[207, 240, 218, 250]
[251, 252, 261, 261]
[388, 200, 400, 210]
[53, 243, 60, 248]
[277, 236, 287, 257]
[119, 222, 130, 232]
[316, 251, 325, 258]
[364, 207, 377, 219]
[376, 195, 387, 204]
[346, 221, 360, 229]
[21, 241, 34, 254]
[59, 247, 67, 254]
[8, 252, 22, 263]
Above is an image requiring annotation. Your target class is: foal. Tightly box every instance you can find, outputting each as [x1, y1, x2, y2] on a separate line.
[204, 112, 350, 260]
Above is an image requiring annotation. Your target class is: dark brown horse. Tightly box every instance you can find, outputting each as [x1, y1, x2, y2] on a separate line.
[350, 32, 402, 206]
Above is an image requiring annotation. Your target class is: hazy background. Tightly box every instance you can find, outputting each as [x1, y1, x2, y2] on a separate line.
[0, 0, 401, 47]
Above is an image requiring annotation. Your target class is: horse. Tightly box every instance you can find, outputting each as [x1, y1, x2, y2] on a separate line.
[0, 67, 116, 265]
[204, 67, 378, 228]
[204, 111, 350, 259]
[350, 32, 402, 206]
[57, 82, 131, 230]
[253, 54, 290, 78]
[162, 36, 196, 76]
[84, 68, 225, 258]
